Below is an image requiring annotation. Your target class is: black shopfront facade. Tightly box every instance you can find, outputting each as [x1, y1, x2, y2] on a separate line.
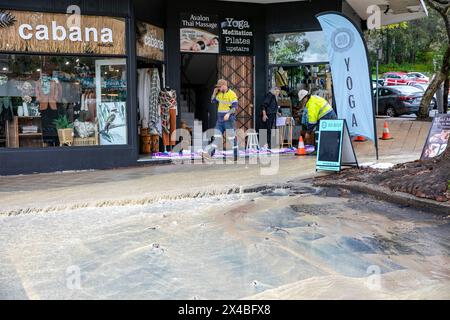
[0, 0, 349, 175]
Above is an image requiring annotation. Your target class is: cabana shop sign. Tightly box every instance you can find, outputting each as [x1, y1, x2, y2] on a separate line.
[0, 10, 126, 55]
[18, 21, 114, 43]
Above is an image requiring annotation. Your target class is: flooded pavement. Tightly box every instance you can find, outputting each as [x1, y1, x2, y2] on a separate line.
[0, 182, 449, 300]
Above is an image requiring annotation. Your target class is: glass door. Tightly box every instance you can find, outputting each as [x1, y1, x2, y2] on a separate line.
[95, 59, 127, 145]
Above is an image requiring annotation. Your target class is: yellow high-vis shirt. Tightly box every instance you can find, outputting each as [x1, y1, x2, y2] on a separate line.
[306, 95, 333, 125]
[214, 90, 239, 113]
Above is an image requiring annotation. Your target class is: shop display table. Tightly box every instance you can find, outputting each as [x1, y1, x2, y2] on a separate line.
[6, 116, 43, 148]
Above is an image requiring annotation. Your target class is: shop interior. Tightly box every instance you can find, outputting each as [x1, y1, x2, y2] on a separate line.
[268, 63, 332, 145]
[0, 54, 128, 149]
[136, 58, 165, 159]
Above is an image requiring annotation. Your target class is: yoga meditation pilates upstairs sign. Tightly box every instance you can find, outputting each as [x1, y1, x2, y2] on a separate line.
[0, 10, 125, 55]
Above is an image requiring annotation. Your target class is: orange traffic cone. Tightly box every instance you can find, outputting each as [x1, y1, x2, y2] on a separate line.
[353, 136, 367, 142]
[295, 136, 307, 156]
[380, 121, 394, 140]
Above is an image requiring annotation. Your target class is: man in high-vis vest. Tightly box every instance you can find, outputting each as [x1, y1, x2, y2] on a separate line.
[298, 89, 337, 142]
[205, 79, 238, 160]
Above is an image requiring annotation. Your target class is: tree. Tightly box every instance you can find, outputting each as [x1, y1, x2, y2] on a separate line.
[419, 0, 450, 117]
[365, 11, 446, 74]
[378, 1, 450, 202]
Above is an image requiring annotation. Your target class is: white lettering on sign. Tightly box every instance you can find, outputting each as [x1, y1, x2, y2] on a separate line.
[225, 18, 250, 30]
[190, 14, 209, 22]
[225, 37, 250, 45]
[344, 57, 358, 128]
[17, 21, 113, 43]
[144, 34, 164, 50]
[18, 24, 33, 40]
[181, 14, 218, 29]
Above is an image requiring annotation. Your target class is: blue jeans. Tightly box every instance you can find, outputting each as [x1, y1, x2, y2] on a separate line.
[210, 113, 238, 159]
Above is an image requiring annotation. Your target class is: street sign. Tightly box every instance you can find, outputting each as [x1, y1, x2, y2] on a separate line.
[316, 119, 359, 172]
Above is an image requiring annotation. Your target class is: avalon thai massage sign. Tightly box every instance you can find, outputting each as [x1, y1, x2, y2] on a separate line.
[0, 10, 126, 55]
[180, 13, 219, 53]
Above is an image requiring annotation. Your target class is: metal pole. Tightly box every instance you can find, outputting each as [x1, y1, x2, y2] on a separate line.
[374, 49, 381, 161]
[376, 60, 379, 116]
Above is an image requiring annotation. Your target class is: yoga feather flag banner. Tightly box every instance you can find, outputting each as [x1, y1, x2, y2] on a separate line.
[316, 12, 377, 143]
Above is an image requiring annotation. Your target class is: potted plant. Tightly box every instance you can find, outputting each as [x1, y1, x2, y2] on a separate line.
[53, 115, 74, 146]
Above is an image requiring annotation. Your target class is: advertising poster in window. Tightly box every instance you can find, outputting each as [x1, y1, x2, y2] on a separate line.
[220, 18, 253, 55]
[180, 13, 219, 53]
[136, 21, 165, 61]
[98, 102, 127, 145]
[0, 10, 125, 55]
[421, 114, 450, 160]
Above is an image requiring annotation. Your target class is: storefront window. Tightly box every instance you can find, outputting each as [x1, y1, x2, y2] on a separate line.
[268, 31, 328, 65]
[269, 64, 332, 126]
[0, 54, 127, 149]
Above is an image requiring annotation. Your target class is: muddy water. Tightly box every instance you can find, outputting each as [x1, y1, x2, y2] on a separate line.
[0, 184, 449, 300]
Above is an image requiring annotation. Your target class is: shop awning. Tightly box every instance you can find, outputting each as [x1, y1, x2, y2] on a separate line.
[345, 0, 428, 25]
[222, 0, 428, 26]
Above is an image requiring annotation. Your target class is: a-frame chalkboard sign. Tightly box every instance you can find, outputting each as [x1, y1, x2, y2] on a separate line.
[316, 119, 359, 172]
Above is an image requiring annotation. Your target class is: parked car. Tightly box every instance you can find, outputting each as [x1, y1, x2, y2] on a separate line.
[411, 83, 438, 99]
[412, 83, 450, 107]
[372, 79, 384, 89]
[411, 83, 428, 91]
[381, 72, 409, 86]
[405, 72, 429, 85]
[374, 85, 437, 117]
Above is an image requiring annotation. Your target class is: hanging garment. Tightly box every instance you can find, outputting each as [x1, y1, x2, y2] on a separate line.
[149, 68, 161, 136]
[137, 68, 151, 129]
[0, 96, 13, 119]
[159, 89, 177, 146]
[169, 108, 177, 146]
[87, 91, 96, 122]
[35, 77, 62, 111]
[0, 97, 13, 122]
[275, 68, 289, 92]
[169, 90, 178, 146]
[79, 92, 91, 122]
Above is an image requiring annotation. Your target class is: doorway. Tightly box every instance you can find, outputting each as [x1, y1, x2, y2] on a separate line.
[136, 58, 165, 159]
[180, 53, 218, 131]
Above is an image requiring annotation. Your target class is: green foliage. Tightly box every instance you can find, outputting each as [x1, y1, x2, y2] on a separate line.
[365, 9, 447, 69]
[268, 33, 310, 64]
[416, 51, 435, 65]
[53, 115, 73, 130]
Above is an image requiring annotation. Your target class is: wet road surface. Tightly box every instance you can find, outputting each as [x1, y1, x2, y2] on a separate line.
[0, 183, 449, 299]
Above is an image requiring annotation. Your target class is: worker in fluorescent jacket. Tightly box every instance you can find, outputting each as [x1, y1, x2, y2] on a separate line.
[298, 89, 337, 142]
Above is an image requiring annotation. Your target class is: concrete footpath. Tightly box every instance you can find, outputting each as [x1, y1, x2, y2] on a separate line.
[0, 119, 431, 215]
